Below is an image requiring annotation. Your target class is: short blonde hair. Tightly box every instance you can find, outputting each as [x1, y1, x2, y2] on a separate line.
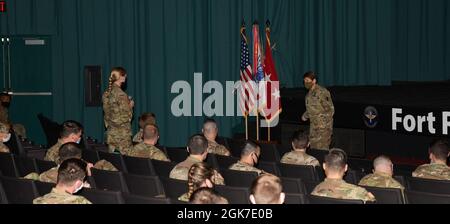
[250, 174, 283, 204]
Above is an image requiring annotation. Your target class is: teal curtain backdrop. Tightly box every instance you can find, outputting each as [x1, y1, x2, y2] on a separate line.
[1, 0, 449, 146]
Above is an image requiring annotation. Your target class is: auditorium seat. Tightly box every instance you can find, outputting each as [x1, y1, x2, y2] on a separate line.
[205, 154, 220, 169]
[0, 153, 20, 177]
[406, 177, 450, 195]
[221, 169, 258, 187]
[308, 195, 364, 204]
[14, 155, 38, 177]
[394, 175, 407, 188]
[257, 161, 281, 176]
[278, 163, 320, 181]
[303, 180, 320, 194]
[394, 164, 415, 177]
[160, 177, 187, 200]
[82, 149, 99, 164]
[0, 181, 7, 204]
[215, 185, 250, 204]
[123, 173, 164, 197]
[151, 160, 177, 178]
[361, 186, 405, 204]
[216, 155, 238, 169]
[35, 181, 55, 196]
[306, 149, 328, 164]
[0, 176, 39, 204]
[347, 158, 373, 174]
[165, 147, 188, 163]
[79, 188, 124, 204]
[280, 177, 306, 194]
[36, 159, 57, 173]
[344, 169, 364, 185]
[98, 151, 128, 172]
[284, 193, 307, 204]
[122, 193, 172, 204]
[259, 143, 281, 162]
[123, 156, 156, 176]
[216, 136, 231, 151]
[91, 169, 128, 192]
[227, 139, 245, 158]
[405, 190, 450, 204]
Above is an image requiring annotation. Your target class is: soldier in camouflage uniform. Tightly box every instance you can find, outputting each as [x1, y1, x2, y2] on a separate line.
[280, 130, 320, 166]
[250, 174, 285, 204]
[301, 71, 334, 150]
[202, 118, 231, 156]
[0, 122, 11, 153]
[413, 140, 450, 181]
[312, 148, 376, 203]
[33, 158, 91, 204]
[359, 155, 404, 189]
[178, 162, 215, 202]
[190, 188, 229, 204]
[102, 67, 134, 154]
[170, 135, 224, 185]
[132, 112, 156, 143]
[229, 140, 267, 175]
[26, 142, 117, 183]
[0, 92, 26, 138]
[44, 121, 83, 163]
[128, 124, 170, 161]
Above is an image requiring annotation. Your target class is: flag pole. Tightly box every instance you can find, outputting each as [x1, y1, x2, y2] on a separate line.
[245, 115, 249, 140]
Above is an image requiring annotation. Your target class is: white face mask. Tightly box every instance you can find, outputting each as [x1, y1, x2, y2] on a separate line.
[3, 133, 11, 143]
[75, 138, 81, 144]
[73, 182, 83, 194]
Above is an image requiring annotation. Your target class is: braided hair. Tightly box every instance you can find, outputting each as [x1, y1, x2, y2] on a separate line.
[105, 67, 127, 96]
[187, 162, 214, 199]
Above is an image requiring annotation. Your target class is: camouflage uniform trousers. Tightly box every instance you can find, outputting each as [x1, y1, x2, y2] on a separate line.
[106, 125, 132, 154]
[309, 115, 333, 150]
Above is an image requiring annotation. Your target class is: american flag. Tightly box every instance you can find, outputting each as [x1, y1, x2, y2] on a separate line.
[239, 25, 255, 116]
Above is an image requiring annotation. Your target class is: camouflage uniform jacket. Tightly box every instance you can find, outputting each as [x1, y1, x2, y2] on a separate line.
[0, 142, 10, 153]
[280, 151, 320, 166]
[359, 171, 405, 189]
[312, 178, 376, 202]
[129, 142, 170, 162]
[132, 129, 144, 143]
[33, 188, 92, 204]
[303, 84, 335, 121]
[0, 105, 8, 124]
[169, 156, 224, 185]
[44, 139, 64, 162]
[412, 163, 450, 181]
[207, 140, 230, 156]
[178, 193, 190, 202]
[229, 161, 265, 175]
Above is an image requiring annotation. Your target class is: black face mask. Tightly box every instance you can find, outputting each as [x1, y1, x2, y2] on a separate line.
[1, 102, 10, 108]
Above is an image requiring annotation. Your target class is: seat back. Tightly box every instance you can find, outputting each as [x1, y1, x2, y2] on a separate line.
[0, 176, 39, 204]
[151, 160, 177, 178]
[0, 181, 7, 204]
[35, 181, 55, 196]
[221, 169, 258, 188]
[284, 193, 307, 204]
[5, 130, 26, 155]
[122, 193, 171, 204]
[37, 113, 61, 148]
[123, 156, 156, 176]
[406, 177, 450, 195]
[259, 143, 281, 162]
[216, 155, 238, 169]
[344, 170, 364, 185]
[0, 152, 19, 177]
[280, 177, 306, 194]
[160, 177, 187, 199]
[405, 190, 450, 204]
[14, 155, 38, 177]
[215, 185, 250, 204]
[79, 188, 124, 204]
[36, 159, 56, 173]
[279, 163, 319, 181]
[82, 149, 99, 163]
[362, 186, 405, 204]
[91, 169, 128, 192]
[256, 161, 280, 176]
[123, 173, 164, 197]
[98, 151, 127, 172]
[165, 147, 188, 163]
[308, 195, 364, 204]
[303, 180, 320, 194]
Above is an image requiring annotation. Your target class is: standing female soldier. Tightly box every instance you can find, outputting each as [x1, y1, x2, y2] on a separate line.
[102, 67, 134, 154]
[301, 71, 334, 150]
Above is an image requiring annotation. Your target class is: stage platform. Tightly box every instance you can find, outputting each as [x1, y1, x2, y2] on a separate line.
[256, 81, 450, 165]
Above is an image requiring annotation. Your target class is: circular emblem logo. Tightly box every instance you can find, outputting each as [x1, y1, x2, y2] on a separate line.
[364, 106, 378, 128]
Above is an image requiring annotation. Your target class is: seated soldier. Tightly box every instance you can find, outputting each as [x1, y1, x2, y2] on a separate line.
[0, 92, 26, 138]
[33, 158, 92, 204]
[44, 121, 83, 163]
[229, 140, 267, 175]
[359, 155, 404, 189]
[128, 124, 170, 161]
[190, 187, 228, 204]
[169, 134, 224, 185]
[250, 174, 285, 204]
[0, 122, 11, 153]
[413, 140, 450, 181]
[25, 142, 117, 183]
[178, 162, 215, 202]
[133, 112, 156, 143]
[311, 148, 376, 203]
[202, 118, 230, 156]
[280, 130, 320, 166]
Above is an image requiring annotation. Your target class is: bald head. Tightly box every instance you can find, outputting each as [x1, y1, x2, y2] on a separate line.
[373, 155, 393, 176]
